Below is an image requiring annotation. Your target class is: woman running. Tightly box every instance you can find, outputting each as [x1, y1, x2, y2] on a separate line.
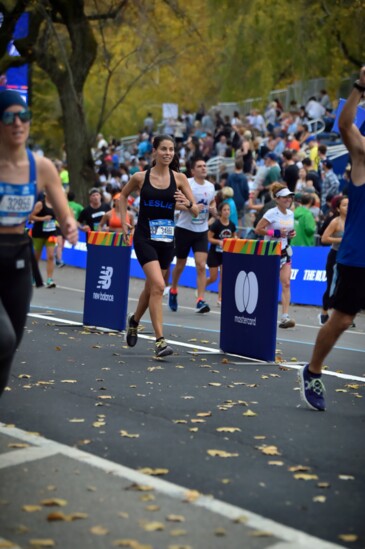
[0, 90, 78, 396]
[120, 135, 198, 357]
[206, 202, 237, 306]
[318, 195, 348, 325]
[255, 183, 296, 328]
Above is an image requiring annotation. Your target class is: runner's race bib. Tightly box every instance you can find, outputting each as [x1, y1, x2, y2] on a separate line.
[42, 219, 56, 232]
[149, 219, 175, 242]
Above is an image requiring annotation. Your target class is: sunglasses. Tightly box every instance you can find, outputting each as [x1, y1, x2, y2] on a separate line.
[1, 109, 32, 126]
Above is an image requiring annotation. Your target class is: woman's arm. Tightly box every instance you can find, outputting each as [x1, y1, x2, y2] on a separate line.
[175, 173, 199, 217]
[37, 156, 78, 245]
[321, 217, 341, 245]
[254, 217, 270, 236]
[120, 173, 142, 243]
[98, 211, 110, 231]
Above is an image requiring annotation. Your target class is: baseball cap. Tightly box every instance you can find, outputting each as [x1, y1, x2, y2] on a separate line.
[89, 187, 101, 196]
[265, 152, 277, 161]
[323, 160, 333, 169]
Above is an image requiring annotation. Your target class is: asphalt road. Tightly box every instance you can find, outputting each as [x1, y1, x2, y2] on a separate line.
[0, 263, 364, 549]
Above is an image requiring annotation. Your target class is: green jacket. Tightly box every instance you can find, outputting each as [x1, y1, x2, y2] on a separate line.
[291, 206, 316, 246]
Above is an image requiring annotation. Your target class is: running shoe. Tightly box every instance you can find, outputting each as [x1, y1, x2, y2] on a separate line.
[57, 261, 65, 268]
[298, 364, 326, 411]
[196, 300, 210, 313]
[169, 289, 178, 312]
[318, 313, 329, 326]
[126, 313, 138, 347]
[45, 278, 56, 288]
[279, 317, 295, 328]
[155, 338, 173, 357]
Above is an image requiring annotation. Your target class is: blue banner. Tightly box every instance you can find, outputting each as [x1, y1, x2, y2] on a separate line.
[220, 251, 280, 361]
[83, 239, 131, 331]
[0, 13, 29, 102]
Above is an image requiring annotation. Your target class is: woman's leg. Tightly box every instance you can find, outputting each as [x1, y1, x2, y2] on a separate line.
[139, 261, 165, 340]
[280, 262, 292, 316]
[322, 249, 336, 314]
[206, 266, 218, 288]
[45, 243, 56, 280]
[0, 257, 32, 396]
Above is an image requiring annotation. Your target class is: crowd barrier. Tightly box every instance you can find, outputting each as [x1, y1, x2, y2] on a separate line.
[220, 239, 281, 361]
[83, 231, 131, 331]
[55, 230, 329, 307]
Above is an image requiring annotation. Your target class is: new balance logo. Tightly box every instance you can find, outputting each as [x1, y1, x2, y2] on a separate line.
[97, 266, 113, 289]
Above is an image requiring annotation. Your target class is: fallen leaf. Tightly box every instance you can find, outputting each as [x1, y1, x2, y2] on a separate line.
[138, 468, 169, 476]
[338, 534, 358, 542]
[97, 395, 113, 399]
[190, 419, 205, 424]
[268, 461, 284, 466]
[338, 474, 355, 480]
[293, 473, 318, 481]
[126, 483, 154, 492]
[29, 541, 55, 547]
[18, 374, 31, 379]
[8, 443, 29, 449]
[183, 490, 200, 502]
[40, 498, 68, 507]
[0, 541, 18, 548]
[189, 428, 199, 432]
[249, 530, 273, 537]
[243, 410, 257, 417]
[90, 525, 109, 535]
[172, 420, 188, 424]
[120, 430, 140, 438]
[145, 505, 160, 512]
[60, 379, 77, 383]
[93, 421, 106, 428]
[207, 449, 239, 458]
[69, 418, 85, 423]
[196, 412, 212, 417]
[22, 505, 42, 513]
[169, 529, 187, 537]
[112, 540, 153, 549]
[214, 528, 226, 536]
[166, 515, 185, 522]
[208, 382, 222, 387]
[317, 482, 330, 489]
[288, 465, 311, 472]
[257, 445, 281, 456]
[216, 427, 241, 433]
[233, 515, 248, 524]
[139, 521, 165, 532]
[313, 495, 326, 503]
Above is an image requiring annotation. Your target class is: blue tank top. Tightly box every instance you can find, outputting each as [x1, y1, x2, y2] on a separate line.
[337, 181, 365, 267]
[0, 149, 37, 227]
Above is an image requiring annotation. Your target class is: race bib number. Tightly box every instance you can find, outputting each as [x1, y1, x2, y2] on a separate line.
[216, 243, 223, 253]
[42, 219, 56, 232]
[191, 206, 208, 225]
[149, 219, 175, 242]
[1, 194, 34, 214]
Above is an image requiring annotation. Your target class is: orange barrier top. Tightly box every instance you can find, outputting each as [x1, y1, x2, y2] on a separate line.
[222, 238, 281, 256]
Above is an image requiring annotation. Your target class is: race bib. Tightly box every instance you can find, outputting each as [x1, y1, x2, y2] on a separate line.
[42, 219, 56, 232]
[191, 206, 208, 225]
[216, 243, 223, 253]
[149, 219, 175, 242]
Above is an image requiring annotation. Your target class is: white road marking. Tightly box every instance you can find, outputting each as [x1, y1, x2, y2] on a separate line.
[27, 313, 365, 383]
[0, 423, 343, 549]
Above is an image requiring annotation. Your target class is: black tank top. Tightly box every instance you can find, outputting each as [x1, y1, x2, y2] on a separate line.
[32, 200, 57, 238]
[136, 168, 177, 242]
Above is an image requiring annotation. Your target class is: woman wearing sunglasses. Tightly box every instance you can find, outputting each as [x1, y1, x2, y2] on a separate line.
[0, 90, 78, 397]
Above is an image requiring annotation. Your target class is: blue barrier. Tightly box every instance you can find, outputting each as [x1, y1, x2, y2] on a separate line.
[83, 232, 131, 331]
[55, 230, 330, 307]
[220, 239, 281, 361]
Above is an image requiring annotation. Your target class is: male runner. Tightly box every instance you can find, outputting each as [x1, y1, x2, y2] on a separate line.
[169, 158, 216, 313]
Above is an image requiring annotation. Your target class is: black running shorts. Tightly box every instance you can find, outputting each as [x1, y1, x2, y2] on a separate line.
[174, 227, 208, 259]
[331, 263, 365, 315]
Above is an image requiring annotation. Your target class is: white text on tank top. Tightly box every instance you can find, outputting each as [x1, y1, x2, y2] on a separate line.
[176, 178, 215, 232]
[263, 206, 294, 249]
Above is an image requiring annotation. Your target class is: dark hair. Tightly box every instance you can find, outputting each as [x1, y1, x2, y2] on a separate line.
[282, 149, 293, 161]
[190, 157, 205, 170]
[152, 134, 180, 172]
[218, 201, 230, 214]
[302, 124, 309, 132]
[300, 194, 312, 206]
[302, 157, 312, 167]
[67, 191, 75, 201]
[235, 158, 243, 170]
[318, 144, 327, 154]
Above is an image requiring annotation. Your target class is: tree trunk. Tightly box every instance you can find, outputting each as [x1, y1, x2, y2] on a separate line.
[58, 82, 96, 205]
